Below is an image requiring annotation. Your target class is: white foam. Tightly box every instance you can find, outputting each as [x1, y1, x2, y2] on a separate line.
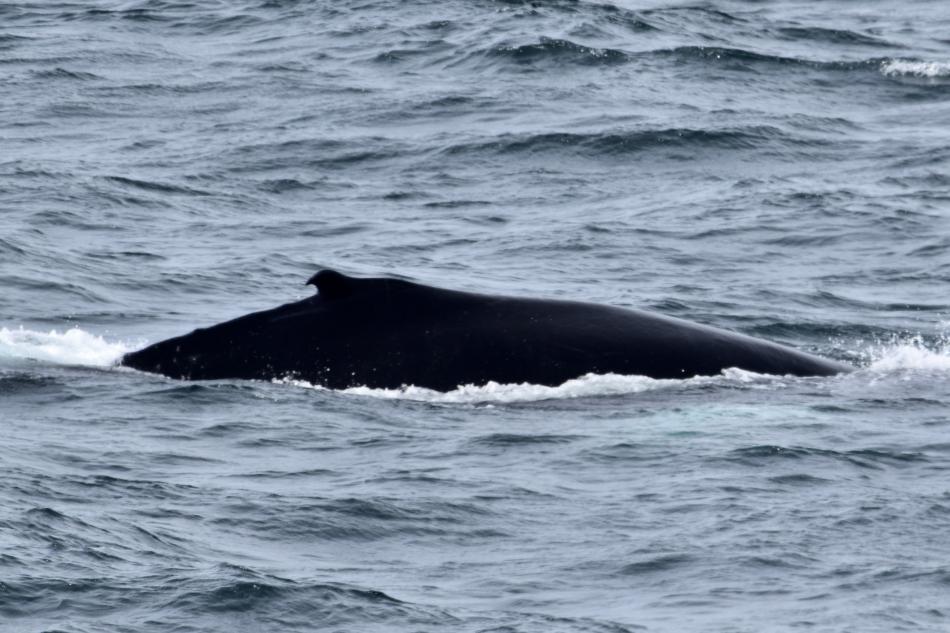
[880, 59, 950, 78]
[278, 368, 777, 404]
[6, 324, 943, 396]
[0, 326, 133, 367]
[866, 337, 950, 372]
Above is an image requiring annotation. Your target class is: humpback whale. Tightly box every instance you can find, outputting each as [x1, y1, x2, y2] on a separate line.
[121, 269, 852, 390]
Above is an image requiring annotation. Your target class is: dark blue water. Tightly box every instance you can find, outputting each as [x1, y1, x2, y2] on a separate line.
[3, 1, 950, 631]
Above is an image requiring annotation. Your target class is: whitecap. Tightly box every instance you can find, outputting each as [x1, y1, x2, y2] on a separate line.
[880, 59, 950, 78]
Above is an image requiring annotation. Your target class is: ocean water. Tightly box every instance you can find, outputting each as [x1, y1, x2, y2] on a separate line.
[3, 1, 950, 631]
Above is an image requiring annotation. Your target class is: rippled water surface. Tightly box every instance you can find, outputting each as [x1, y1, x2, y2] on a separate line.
[3, 1, 950, 631]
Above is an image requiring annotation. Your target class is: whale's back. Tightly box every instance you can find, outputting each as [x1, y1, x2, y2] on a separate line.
[121, 271, 852, 389]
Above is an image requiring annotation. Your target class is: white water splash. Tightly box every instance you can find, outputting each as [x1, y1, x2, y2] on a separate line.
[0, 327, 133, 367]
[278, 368, 779, 404]
[866, 337, 950, 372]
[880, 59, 950, 78]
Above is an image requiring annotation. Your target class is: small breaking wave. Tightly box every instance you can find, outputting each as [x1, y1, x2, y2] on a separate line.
[0, 327, 133, 367]
[880, 59, 950, 78]
[278, 369, 779, 404]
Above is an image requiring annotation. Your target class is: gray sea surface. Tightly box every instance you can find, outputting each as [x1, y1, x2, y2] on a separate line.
[3, 1, 950, 631]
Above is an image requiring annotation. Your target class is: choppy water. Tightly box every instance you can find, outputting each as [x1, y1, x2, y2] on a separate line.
[3, 1, 950, 631]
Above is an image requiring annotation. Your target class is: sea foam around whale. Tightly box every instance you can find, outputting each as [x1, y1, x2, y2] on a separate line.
[0, 326, 135, 367]
[278, 369, 783, 404]
[2, 326, 949, 404]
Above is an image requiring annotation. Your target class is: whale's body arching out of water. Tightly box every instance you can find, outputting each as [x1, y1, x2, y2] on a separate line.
[120, 270, 852, 390]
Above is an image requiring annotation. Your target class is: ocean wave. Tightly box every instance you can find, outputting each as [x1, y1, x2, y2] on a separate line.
[727, 445, 926, 468]
[464, 40, 886, 73]
[1, 570, 446, 627]
[619, 553, 695, 575]
[640, 4, 744, 23]
[486, 37, 630, 67]
[105, 175, 213, 197]
[492, 0, 657, 33]
[652, 46, 885, 72]
[56, 6, 264, 34]
[439, 126, 815, 159]
[210, 495, 497, 541]
[0, 327, 132, 367]
[31, 67, 102, 80]
[880, 59, 950, 78]
[373, 39, 455, 64]
[776, 26, 898, 48]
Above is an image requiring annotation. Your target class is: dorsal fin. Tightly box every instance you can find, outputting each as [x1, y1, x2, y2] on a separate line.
[306, 269, 355, 300]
